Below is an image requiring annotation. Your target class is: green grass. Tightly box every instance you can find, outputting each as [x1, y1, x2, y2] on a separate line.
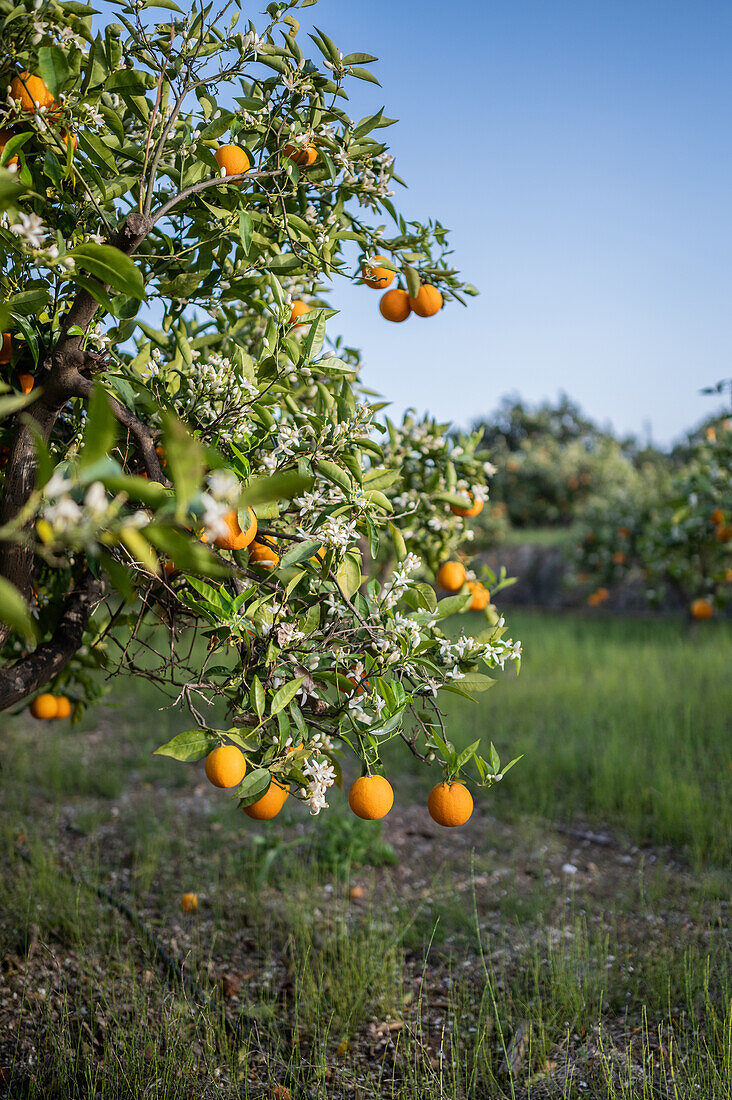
[2, 610, 731, 1097]
[441, 611, 732, 866]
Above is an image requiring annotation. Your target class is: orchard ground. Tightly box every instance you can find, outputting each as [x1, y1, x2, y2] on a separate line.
[1, 611, 730, 1099]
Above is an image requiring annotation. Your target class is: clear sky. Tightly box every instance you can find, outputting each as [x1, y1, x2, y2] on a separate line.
[296, 0, 732, 445]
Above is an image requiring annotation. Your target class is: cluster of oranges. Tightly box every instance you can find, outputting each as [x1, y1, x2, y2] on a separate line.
[29, 693, 72, 720]
[435, 495, 489, 609]
[359, 256, 444, 323]
[203, 745, 474, 828]
[213, 139, 318, 180]
[587, 587, 610, 608]
[711, 507, 732, 545]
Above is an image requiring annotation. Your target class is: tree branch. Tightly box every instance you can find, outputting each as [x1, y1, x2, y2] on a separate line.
[0, 573, 103, 711]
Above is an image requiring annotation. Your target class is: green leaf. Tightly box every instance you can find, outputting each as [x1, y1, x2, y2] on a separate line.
[242, 470, 313, 507]
[79, 381, 117, 468]
[0, 577, 36, 640]
[317, 459, 351, 493]
[153, 729, 218, 762]
[238, 210, 252, 255]
[404, 264, 420, 299]
[435, 591, 473, 619]
[350, 67, 381, 85]
[69, 243, 146, 300]
[389, 521, 407, 562]
[270, 677, 306, 716]
[37, 45, 71, 98]
[161, 412, 204, 514]
[0, 168, 29, 211]
[280, 539, 322, 568]
[237, 768, 272, 806]
[250, 675, 265, 718]
[336, 552, 361, 599]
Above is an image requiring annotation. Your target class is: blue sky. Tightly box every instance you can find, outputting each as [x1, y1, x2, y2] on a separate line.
[295, 0, 732, 444]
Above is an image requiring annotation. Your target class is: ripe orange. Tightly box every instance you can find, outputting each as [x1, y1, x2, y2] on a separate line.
[436, 561, 466, 591]
[244, 778, 289, 820]
[30, 694, 59, 720]
[0, 128, 18, 166]
[54, 696, 72, 719]
[691, 598, 713, 620]
[427, 781, 473, 827]
[349, 884, 365, 900]
[60, 129, 77, 150]
[450, 496, 484, 517]
[348, 774, 394, 820]
[205, 744, 247, 788]
[710, 508, 724, 525]
[587, 587, 609, 607]
[0, 333, 12, 364]
[715, 524, 732, 544]
[215, 144, 250, 178]
[249, 539, 278, 568]
[290, 299, 309, 325]
[618, 526, 631, 538]
[202, 507, 257, 551]
[284, 142, 317, 167]
[181, 892, 198, 912]
[379, 288, 410, 323]
[613, 551, 626, 565]
[10, 72, 56, 113]
[17, 373, 34, 395]
[408, 284, 443, 317]
[467, 581, 489, 611]
[362, 256, 394, 289]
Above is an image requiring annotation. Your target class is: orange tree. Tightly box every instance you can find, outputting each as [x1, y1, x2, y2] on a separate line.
[0, 0, 521, 823]
[574, 414, 731, 617]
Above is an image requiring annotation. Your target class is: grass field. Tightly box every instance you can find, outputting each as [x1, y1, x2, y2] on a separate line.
[1, 612, 730, 1098]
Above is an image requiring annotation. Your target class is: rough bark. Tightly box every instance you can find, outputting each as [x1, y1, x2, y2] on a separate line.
[0, 211, 151, 656]
[0, 572, 103, 710]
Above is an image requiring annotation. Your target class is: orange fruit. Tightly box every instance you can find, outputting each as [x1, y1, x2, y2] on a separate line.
[587, 587, 609, 607]
[613, 551, 626, 565]
[349, 885, 365, 900]
[379, 288, 410, 323]
[362, 256, 394, 289]
[706, 426, 716, 442]
[618, 526, 631, 538]
[17, 373, 34, 395]
[215, 144, 250, 177]
[467, 581, 489, 611]
[348, 774, 394, 820]
[408, 284, 443, 317]
[0, 128, 18, 166]
[0, 333, 12, 364]
[30, 693, 59, 720]
[60, 129, 77, 150]
[726, 568, 732, 582]
[54, 696, 72, 719]
[347, 675, 370, 695]
[715, 524, 732, 544]
[205, 744, 247, 788]
[202, 507, 257, 551]
[163, 559, 178, 578]
[691, 598, 713, 620]
[249, 539, 278, 568]
[310, 545, 326, 563]
[428, 781, 473, 827]
[450, 496, 484, 517]
[10, 73, 56, 113]
[710, 508, 724, 525]
[284, 142, 317, 167]
[290, 299, 310, 325]
[436, 561, 466, 592]
[181, 892, 198, 912]
[244, 778, 289, 820]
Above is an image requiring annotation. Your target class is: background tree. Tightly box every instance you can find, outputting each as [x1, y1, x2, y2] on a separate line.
[0, 0, 520, 821]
